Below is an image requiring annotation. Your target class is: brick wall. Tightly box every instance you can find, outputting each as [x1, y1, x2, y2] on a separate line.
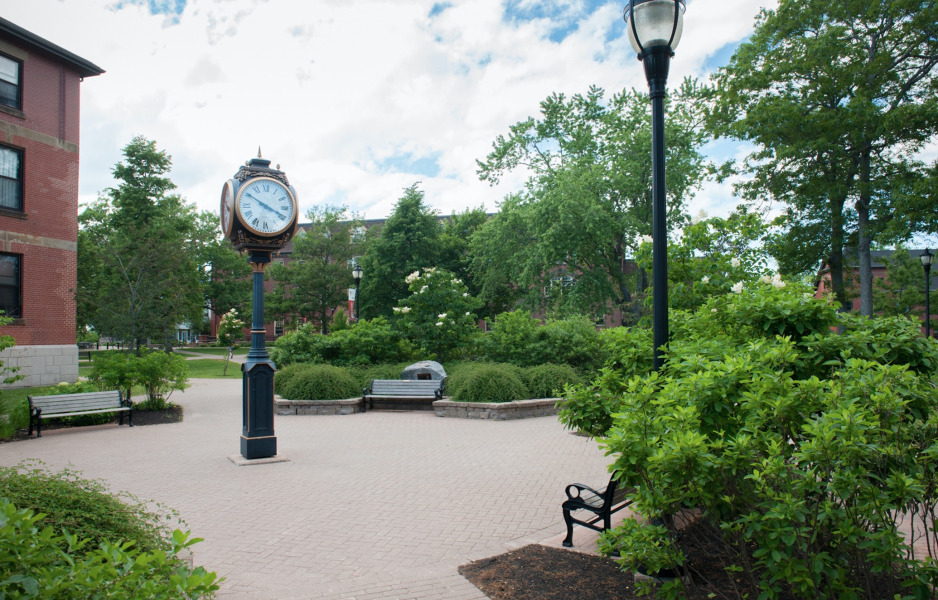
[0, 29, 88, 385]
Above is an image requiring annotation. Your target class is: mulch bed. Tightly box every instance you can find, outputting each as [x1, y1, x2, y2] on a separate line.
[461, 516, 909, 600]
[459, 519, 784, 600]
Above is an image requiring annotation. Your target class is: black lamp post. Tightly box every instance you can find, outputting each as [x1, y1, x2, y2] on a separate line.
[922, 248, 933, 339]
[352, 264, 363, 321]
[625, 0, 685, 371]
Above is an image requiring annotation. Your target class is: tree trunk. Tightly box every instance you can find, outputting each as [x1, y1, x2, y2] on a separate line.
[828, 195, 849, 309]
[857, 147, 874, 317]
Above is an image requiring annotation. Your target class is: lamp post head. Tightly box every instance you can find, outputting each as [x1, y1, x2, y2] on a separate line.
[922, 248, 933, 269]
[352, 264, 363, 284]
[624, 0, 685, 59]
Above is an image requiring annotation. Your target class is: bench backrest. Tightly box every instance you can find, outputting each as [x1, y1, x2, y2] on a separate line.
[28, 390, 124, 415]
[369, 379, 443, 397]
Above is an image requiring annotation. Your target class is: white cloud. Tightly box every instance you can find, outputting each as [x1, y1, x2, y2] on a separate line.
[5, 0, 774, 221]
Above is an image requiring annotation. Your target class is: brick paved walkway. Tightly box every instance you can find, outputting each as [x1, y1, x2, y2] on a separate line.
[0, 378, 614, 599]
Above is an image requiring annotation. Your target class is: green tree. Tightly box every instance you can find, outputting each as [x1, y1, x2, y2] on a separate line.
[438, 207, 489, 312]
[267, 205, 362, 334]
[358, 185, 441, 318]
[473, 84, 711, 317]
[78, 137, 204, 352]
[194, 211, 250, 322]
[710, 0, 938, 314]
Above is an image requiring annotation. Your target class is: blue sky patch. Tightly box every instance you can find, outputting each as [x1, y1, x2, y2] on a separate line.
[703, 40, 742, 73]
[502, 0, 610, 44]
[429, 2, 453, 18]
[378, 152, 442, 178]
[112, 0, 186, 23]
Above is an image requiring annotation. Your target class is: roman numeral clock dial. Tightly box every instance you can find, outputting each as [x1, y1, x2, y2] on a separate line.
[235, 177, 296, 236]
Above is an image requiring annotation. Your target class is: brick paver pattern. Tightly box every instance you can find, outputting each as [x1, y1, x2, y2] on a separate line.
[0, 378, 614, 599]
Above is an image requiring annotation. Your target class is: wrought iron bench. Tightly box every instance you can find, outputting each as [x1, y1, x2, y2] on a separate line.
[562, 474, 633, 547]
[27, 390, 133, 437]
[362, 379, 444, 412]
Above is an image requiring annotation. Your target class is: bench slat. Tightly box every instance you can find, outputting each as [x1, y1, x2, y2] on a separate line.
[34, 407, 130, 419]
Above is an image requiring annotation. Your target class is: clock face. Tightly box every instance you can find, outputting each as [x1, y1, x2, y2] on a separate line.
[219, 180, 234, 236]
[235, 177, 297, 236]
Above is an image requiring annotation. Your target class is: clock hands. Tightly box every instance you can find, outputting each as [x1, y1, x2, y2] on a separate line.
[244, 192, 290, 222]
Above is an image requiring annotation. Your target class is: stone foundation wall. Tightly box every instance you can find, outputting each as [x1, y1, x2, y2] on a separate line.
[0, 344, 78, 388]
[276, 398, 362, 416]
[432, 398, 560, 420]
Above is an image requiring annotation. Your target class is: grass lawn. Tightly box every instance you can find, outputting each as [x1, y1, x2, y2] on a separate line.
[184, 358, 242, 379]
[177, 347, 249, 357]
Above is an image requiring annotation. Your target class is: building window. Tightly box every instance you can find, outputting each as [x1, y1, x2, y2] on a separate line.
[274, 320, 284, 336]
[0, 145, 23, 211]
[0, 54, 21, 110]
[0, 254, 21, 318]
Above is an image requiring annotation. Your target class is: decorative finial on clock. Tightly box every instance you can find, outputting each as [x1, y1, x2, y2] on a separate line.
[257, 146, 263, 158]
[276, 164, 281, 170]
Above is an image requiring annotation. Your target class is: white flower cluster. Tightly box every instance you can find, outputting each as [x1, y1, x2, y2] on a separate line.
[731, 257, 741, 268]
[405, 271, 421, 284]
[701, 275, 710, 284]
[731, 281, 745, 294]
[392, 306, 412, 314]
[760, 273, 786, 289]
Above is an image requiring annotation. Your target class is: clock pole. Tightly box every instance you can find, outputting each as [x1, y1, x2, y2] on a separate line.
[221, 152, 299, 461]
[241, 250, 277, 459]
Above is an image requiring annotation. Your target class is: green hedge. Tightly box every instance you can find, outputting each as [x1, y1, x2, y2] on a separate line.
[275, 364, 360, 400]
[523, 363, 582, 399]
[446, 362, 529, 403]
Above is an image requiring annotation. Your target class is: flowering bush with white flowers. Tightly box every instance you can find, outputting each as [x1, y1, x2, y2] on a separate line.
[216, 309, 245, 348]
[394, 267, 482, 360]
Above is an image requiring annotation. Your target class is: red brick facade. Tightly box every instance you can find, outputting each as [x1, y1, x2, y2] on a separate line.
[0, 18, 102, 386]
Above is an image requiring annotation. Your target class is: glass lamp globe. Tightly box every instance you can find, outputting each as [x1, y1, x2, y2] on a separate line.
[625, 0, 686, 55]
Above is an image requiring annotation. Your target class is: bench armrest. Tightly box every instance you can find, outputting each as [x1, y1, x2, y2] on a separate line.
[564, 482, 604, 501]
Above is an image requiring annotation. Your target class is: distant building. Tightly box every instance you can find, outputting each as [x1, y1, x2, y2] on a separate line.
[815, 249, 937, 332]
[0, 18, 103, 386]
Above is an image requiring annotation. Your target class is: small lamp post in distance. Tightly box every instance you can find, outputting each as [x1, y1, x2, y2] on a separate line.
[922, 248, 933, 339]
[352, 264, 363, 321]
[624, 0, 686, 371]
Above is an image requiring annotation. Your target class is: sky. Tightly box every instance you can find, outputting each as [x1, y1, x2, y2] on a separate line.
[5, 0, 780, 223]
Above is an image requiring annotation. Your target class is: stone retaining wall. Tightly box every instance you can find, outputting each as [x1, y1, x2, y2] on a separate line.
[275, 397, 561, 420]
[432, 398, 560, 420]
[275, 398, 362, 416]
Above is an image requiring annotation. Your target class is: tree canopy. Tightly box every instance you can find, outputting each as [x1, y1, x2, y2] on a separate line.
[357, 185, 441, 318]
[472, 83, 712, 320]
[78, 136, 205, 351]
[710, 0, 938, 313]
[266, 205, 363, 334]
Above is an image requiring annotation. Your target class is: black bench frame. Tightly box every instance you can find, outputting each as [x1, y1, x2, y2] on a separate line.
[28, 390, 133, 438]
[361, 379, 444, 412]
[562, 475, 633, 547]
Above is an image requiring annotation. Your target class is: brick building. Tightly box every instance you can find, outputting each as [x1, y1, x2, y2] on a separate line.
[0, 18, 103, 387]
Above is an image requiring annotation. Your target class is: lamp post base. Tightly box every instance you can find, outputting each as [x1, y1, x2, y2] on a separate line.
[240, 435, 277, 460]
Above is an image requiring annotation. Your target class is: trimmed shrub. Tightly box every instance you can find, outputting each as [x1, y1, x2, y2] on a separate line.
[449, 363, 529, 403]
[0, 462, 179, 555]
[523, 363, 582, 399]
[0, 501, 220, 598]
[275, 364, 359, 400]
[478, 310, 541, 366]
[531, 315, 605, 371]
